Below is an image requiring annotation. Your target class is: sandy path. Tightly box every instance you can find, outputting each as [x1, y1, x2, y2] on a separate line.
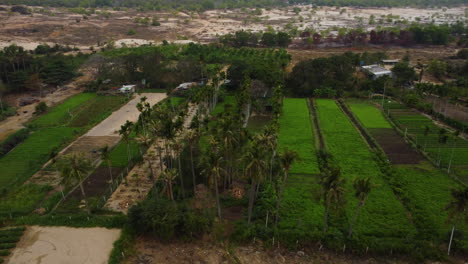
[105, 103, 197, 213]
[7, 226, 121, 264]
[86, 93, 167, 137]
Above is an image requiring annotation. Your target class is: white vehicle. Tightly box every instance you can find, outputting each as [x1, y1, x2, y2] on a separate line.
[118, 85, 136, 93]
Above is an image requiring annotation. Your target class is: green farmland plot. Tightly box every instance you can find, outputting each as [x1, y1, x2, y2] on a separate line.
[277, 98, 323, 240]
[384, 101, 468, 175]
[0, 127, 79, 187]
[316, 99, 416, 250]
[278, 98, 319, 174]
[30, 93, 96, 128]
[347, 101, 391, 129]
[347, 100, 465, 243]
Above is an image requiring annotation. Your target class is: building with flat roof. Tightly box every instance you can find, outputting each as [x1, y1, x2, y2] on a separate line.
[361, 64, 393, 80]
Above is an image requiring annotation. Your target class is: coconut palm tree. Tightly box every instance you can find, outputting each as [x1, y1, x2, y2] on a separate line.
[320, 166, 346, 232]
[348, 177, 373, 237]
[161, 168, 178, 201]
[58, 153, 93, 214]
[172, 139, 185, 198]
[100, 145, 113, 185]
[118, 121, 134, 163]
[244, 142, 267, 225]
[275, 148, 299, 227]
[446, 187, 468, 255]
[201, 138, 224, 220]
[185, 130, 200, 194]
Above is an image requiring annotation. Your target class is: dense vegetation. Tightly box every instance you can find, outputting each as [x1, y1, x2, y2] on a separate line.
[0, 45, 87, 95]
[0, 0, 465, 11]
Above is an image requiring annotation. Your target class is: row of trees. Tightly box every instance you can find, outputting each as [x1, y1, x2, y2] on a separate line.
[0, 0, 464, 11]
[220, 31, 291, 48]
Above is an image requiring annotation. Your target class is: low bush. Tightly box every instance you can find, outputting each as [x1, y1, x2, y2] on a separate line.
[128, 199, 214, 241]
[0, 243, 15, 250]
[15, 214, 126, 228]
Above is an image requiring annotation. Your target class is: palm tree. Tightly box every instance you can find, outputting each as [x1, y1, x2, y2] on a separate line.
[244, 142, 267, 225]
[320, 166, 346, 232]
[201, 138, 224, 220]
[348, 177, 372, 237]
[185, 130, 199, 194]
[58, 153, 93, 214]
[100, 145, 113, 186]
[172, 139, 185, 198]
[160, 168, 178, 201]
[446, 187, 468, 256]
[275, 148, 299, 227]
[118, 121, 134, 163]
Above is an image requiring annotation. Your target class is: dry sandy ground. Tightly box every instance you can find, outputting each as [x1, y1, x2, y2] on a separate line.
[127, 238, 468, 264]
[6, 226, 120, 264]
[0, 5, 465, 49]
[86, 93, 167, 136]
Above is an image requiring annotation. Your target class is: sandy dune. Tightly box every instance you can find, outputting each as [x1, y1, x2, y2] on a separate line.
[86, 93, 167, 137]
[7, 226, 121, 264]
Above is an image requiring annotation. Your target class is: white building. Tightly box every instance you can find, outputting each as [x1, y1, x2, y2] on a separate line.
[362, 65, 393, 80]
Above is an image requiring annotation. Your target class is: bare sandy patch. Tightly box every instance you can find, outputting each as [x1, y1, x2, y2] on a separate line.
[7, 226, 121, 264]
[86, 93, 167, 137]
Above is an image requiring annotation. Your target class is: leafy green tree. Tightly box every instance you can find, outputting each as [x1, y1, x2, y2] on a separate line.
[428, 59, 447, 80]
[0, 80, 6, 113]
[261, 32, 277, 47]
[276, 32, 291, 47]
[119, 120, 134, 163]
[244, 141, 267, 225]
[58, 153, 93, 214]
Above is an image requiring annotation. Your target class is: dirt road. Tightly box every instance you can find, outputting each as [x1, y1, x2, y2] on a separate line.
[86, 93, 167, 137]
[6, 226, 120, 264]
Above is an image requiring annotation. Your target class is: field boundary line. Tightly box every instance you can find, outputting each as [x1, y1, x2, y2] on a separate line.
[307, 98, 325, 151]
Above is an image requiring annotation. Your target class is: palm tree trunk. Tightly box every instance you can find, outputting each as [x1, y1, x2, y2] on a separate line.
[247, 181, 256, 225]
[107, 161, 113, 184]
[147, 159, 154, 180]
[79, 183, 91, 214]
[348, 202, 363, 238]
[323, 199, 330, 232]
[190, 146, 196, 194]
[214, 173, 222, 220]
[178, 157, 185, 198]
[448, 224, 455, 255]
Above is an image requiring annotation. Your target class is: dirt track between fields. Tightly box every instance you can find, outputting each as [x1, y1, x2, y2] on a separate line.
[6, 226, 120, 264]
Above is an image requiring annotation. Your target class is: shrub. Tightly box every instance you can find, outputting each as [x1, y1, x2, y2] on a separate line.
[128, 199, 214, 241]
[34, 102, 48, 115]
[127, 29, 136, 36]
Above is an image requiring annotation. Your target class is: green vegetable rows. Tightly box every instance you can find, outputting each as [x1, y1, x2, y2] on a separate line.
[316, 99, 415, 250]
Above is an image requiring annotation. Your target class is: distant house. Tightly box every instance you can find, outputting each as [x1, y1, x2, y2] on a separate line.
[381, 59, 399, 65]
[361, 64, 393, 80]
[118, 85, 136, 93]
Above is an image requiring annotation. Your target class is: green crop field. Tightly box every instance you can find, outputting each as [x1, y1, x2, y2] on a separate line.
[30, 93, 96, 128]
[0, 127, 79, 187]
[347, 100, 465, 242]
[277, 98, 322, 241]
[316, 99, 415, 249]
[278, 98, 319, 174]
[347, 101, 391, 129]
[384, 100, 468, 172]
